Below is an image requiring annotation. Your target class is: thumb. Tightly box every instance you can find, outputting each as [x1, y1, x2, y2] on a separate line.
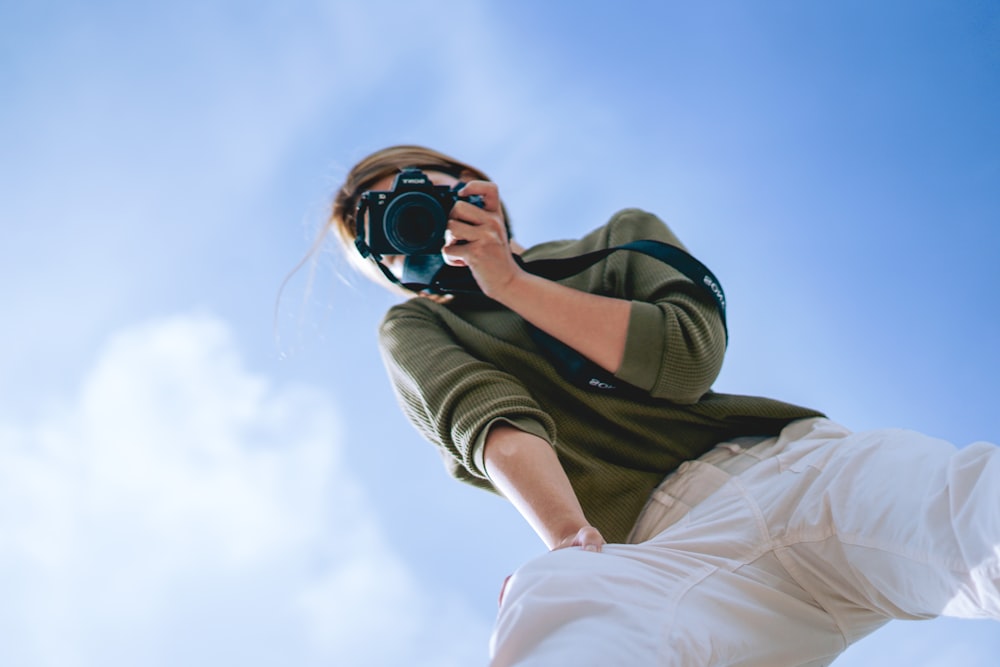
[552, 525, 607, 552]
[572, 525, 606, 553]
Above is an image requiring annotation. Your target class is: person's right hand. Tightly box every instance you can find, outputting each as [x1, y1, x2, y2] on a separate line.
[440, 180, 523, 298]
[552, 525, 606, 553]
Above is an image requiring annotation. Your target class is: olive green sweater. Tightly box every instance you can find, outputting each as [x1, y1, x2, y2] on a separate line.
[379, 208, 823, 543]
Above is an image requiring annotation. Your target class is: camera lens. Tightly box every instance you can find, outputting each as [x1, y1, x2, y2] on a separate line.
[397, 207, 435, 244]
[384, 193, 447, 254]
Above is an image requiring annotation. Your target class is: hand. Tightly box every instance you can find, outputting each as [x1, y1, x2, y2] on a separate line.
[498, 526, 606, 608]
[440, 180, 523, 297]
[552, 525, 606, 553]
[498, 574, 512, 607]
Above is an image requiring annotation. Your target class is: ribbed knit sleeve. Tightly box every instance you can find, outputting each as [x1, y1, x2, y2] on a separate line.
[599, 209, 727, 403]
[379, 301, 558, 491]
[375, 210, 824, 542]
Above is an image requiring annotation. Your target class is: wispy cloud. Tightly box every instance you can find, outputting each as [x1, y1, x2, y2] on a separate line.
[0, 313, 490, 666]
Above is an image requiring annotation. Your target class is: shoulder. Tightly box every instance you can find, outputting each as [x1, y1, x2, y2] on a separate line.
[601, 208, 687, 249]
[379, 297, 440, 337]
[522, 208, 686, 260]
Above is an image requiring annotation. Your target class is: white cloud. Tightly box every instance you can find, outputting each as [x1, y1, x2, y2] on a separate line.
[0, 313, 490, 667]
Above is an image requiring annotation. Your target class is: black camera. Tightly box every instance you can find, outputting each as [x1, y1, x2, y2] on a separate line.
[356, 167, 483, 257]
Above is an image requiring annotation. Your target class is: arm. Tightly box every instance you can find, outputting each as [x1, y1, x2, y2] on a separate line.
[484, 423, 605, 551]
[444, 182, 629, 376]
[489, 272, 631, 376]
[379, 302, 558, 488]
[381, 304, 601, 549]
[446, 185, 725, 401]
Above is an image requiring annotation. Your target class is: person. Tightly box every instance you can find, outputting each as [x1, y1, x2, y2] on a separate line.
[326, 144, 999, 666]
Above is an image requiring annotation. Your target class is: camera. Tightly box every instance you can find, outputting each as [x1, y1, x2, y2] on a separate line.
[358, 167, 483, 256]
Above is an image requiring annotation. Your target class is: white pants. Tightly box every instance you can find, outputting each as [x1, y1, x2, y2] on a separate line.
[489, 418, 1000, 667]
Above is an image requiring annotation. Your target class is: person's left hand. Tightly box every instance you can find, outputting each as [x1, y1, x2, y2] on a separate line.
[497, 526, 606, 608]
[552, 525, 606, 553]
[441, 180, 523, 297]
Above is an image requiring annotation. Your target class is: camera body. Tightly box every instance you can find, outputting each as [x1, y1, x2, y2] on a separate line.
[359, 167, 483, 256]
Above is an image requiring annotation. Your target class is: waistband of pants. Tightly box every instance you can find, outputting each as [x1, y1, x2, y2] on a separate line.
[626, 434, 778, 544]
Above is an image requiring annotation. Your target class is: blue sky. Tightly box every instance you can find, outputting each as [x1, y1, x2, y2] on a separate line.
[2, 1, 998, 665]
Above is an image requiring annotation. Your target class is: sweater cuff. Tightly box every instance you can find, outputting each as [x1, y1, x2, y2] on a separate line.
[615, 300, 665, 392]
[472, 416, 554, 480]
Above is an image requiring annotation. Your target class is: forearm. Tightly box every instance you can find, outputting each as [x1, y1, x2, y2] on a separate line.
[483, 423, 596, 550]
[488, 271, 631, 375]
[441, 181, 631, 375]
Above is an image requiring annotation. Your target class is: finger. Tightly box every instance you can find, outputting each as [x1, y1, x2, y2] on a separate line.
[447, 210, 507, 250]
[578, 526, 605, 553]
[444, 228, 462, 245]
[450, 199, 492, 224]
[457, 180, 500, 212]
[444, 219, 497, 247]
[440, 244, 467, 267]
[498, 574, 512, 607]
[443, 226, 477, 248]
[456, 179, 498, 197]
[440, 252, 466, 268]
[440, 230, 471, 267]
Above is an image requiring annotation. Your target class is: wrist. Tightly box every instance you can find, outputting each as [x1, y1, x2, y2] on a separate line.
[484, 266, 535, 306]
[550, 517, 591, 545]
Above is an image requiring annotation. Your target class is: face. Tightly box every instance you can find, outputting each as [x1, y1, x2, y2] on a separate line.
[363, 170, 463, 278]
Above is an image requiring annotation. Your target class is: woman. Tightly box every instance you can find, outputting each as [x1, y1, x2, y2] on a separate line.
[328, 145, 999, 666]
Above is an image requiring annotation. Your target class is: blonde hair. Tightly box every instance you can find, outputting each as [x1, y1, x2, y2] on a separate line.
[328, 144, 509, 290]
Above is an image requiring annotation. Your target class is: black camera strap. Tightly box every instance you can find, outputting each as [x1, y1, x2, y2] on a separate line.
[354, 171, 727, 396]
[409, 241, 729, 397]
[401, 240, 727, 337]
[359, 227, 729, 397]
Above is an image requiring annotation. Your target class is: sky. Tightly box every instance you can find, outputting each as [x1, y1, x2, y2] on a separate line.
[1, 0, 998, 665]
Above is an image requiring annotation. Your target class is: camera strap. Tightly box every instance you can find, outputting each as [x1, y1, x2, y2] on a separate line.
[371, 239, 728, 397]
[402, 240, 727, 336]
[520, 240, 728, 396]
